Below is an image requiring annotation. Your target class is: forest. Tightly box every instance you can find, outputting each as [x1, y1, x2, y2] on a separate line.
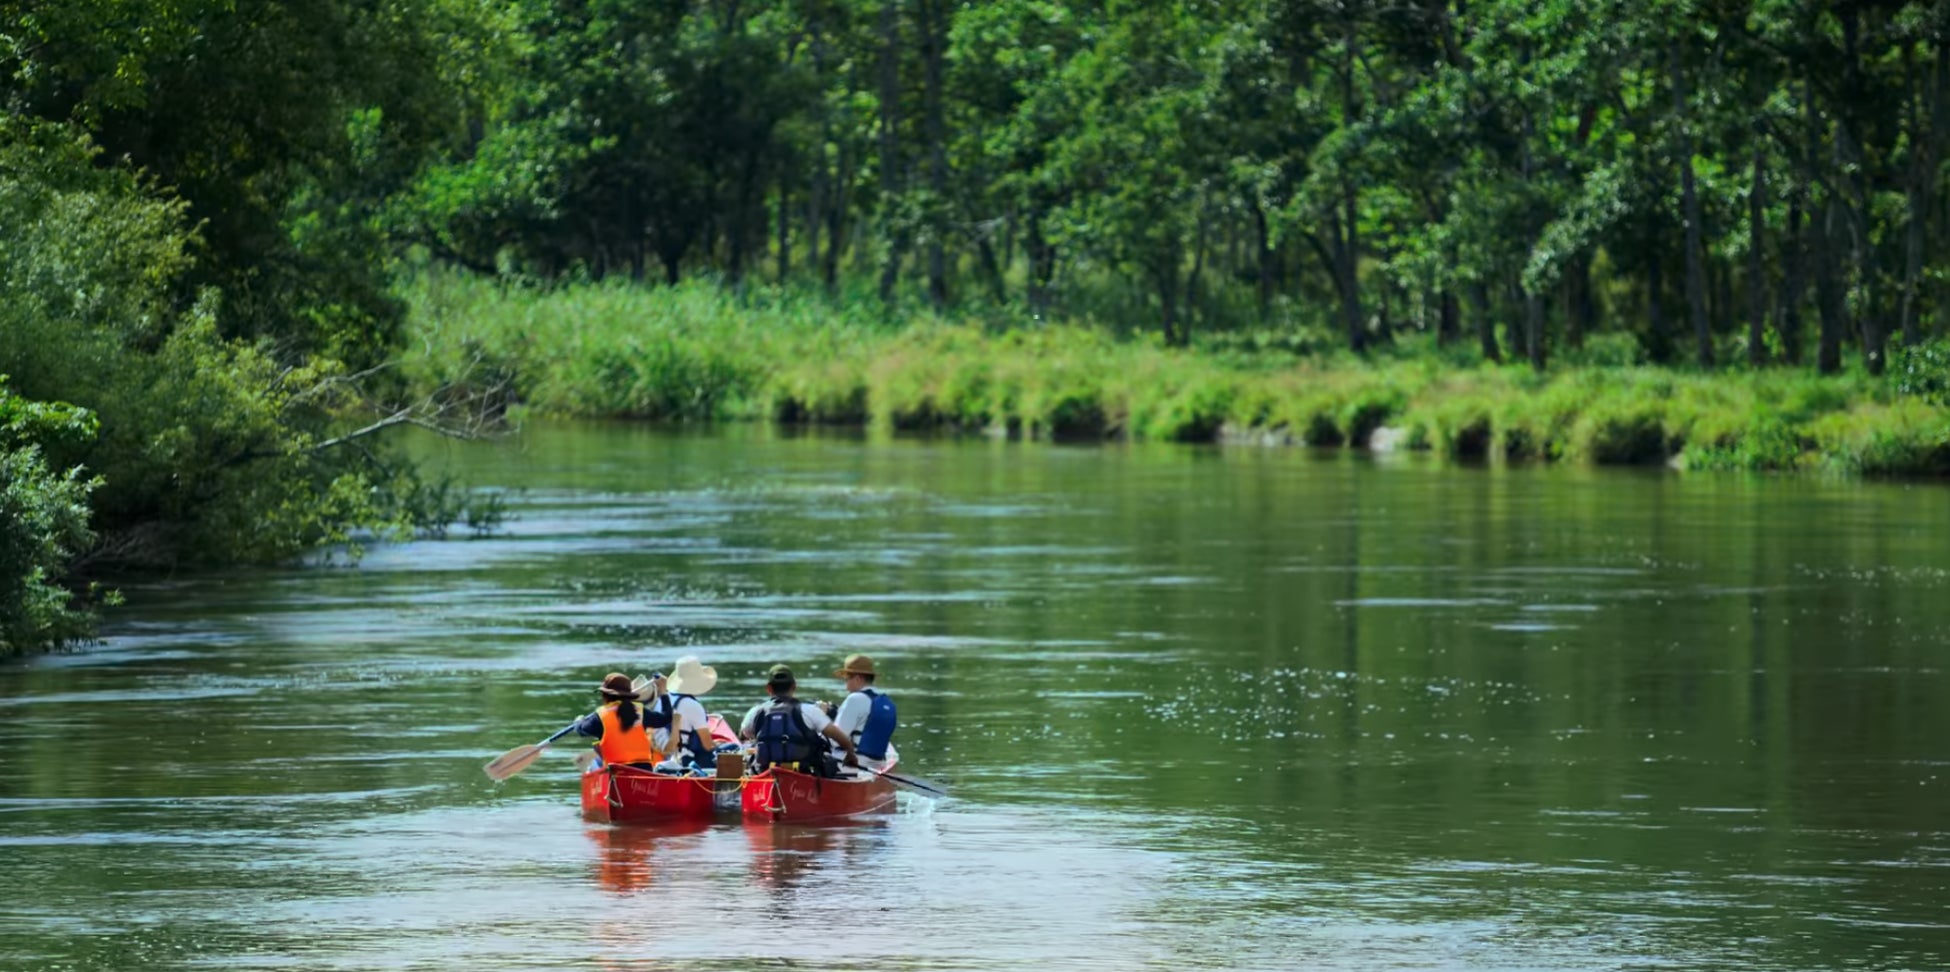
[4, 0, 1949, 652]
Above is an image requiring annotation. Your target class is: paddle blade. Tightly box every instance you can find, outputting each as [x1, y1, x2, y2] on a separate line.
[483, 744, 545, 782]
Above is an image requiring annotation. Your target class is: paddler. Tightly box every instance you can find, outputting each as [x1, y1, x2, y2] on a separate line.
[828, 653, 897, 771]
[659, 655, 719, 768]
[571, 672, 658, 769]
[739, 664, 857, 777]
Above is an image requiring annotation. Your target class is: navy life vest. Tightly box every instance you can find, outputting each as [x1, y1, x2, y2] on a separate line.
[670, 692, 715, 767]
[853, 688, 897, 760]
[753, 696, 826, 773]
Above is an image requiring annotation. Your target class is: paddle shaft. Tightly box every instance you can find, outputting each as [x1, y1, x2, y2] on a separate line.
[874, 768, 948, 796]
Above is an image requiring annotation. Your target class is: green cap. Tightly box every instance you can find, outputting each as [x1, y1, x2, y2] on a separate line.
[766, 664, 794, 683]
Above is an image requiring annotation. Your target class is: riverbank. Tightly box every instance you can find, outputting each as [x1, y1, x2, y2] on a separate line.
[403, 271, 1950, 476]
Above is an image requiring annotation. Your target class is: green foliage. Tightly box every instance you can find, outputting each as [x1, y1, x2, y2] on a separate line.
[0, 124, 457, 566]
[1891, 340, 1950, 406]
[402, 270, 1941, 476]
[0, 381, 108, 654]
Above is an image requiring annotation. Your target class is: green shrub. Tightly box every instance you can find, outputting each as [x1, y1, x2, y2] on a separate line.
[0, 383, 109, 654]
[396, 270, 1950, 479]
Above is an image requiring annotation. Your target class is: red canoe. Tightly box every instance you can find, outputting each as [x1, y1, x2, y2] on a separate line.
[580, 715, 743, 823]
[581, 763, 728, 822]
[741, 764, 899, 822]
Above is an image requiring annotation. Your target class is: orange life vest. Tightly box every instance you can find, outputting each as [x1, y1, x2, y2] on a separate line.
[596, 702, 653, 765]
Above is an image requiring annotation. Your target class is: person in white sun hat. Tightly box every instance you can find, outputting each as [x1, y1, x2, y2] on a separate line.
[659, 655, 719, 768]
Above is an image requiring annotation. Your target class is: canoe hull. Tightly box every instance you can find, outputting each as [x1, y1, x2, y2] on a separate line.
[581, 765, 726, 823]
[741, 765, 898, 822]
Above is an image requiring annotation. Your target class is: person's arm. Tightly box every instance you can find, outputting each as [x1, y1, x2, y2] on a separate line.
[739, 705, 758, 742]
[820, 722, 858, 765]
[571, 711, 603, 739]
[660, 711, 682, 756]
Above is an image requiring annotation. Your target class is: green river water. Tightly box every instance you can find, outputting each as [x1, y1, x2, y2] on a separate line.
[3, 423, 1948, 970]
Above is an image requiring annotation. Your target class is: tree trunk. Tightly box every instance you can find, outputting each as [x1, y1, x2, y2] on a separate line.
[1336, 198, 1364, 352]
[1748, 140, 1767, 366]
[919, 0, 949, 307]
[1899, 40, 1943, 347]
[1520, 280, 1546, 370]
[807, 159, 824, 279]
[1185, 204, 1209, 334]
[1647, 243, 1670, 363]
[1777, 191, 1806, 365]
[1026, 210, 1053, 313]
[1338, 24, 1365, 353]
[977, 234, 1006, 301]
[875, 0, 904, 304]
[1671, 42, 1713, 367]
[1472, 281, 1499, 362]
[1157, 259, 1182, 346]
[1439, 289, 1460, 346]
[1838, 8, 1885, 374]
[1254, 205, 1274, 319]
[1566, 254, 1593, 350]
[824, 144, 848, 296]
[807, 23, 828, 283]
[1813, 190, 1846, 375]
[777, 178, 791, 283]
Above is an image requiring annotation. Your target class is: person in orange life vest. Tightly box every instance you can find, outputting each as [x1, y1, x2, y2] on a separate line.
[572, 672, 656, 768]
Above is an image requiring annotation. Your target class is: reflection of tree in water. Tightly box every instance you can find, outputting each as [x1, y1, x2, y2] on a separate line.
[587, 820, 710, 897]
[745, 822, 887, 907]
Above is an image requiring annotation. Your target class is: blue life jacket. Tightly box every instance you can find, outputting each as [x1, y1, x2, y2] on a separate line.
[670, 692, 715, 768]
[854, 688, 897, 760]
[753, 696, 826, 772]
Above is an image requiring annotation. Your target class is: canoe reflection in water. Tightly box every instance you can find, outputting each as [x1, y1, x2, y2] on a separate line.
[744, 822, 876, 897]
[586, 818, 711, 896]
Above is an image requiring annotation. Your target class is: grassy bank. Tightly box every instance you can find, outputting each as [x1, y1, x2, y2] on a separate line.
[403, 271, 1950, 476]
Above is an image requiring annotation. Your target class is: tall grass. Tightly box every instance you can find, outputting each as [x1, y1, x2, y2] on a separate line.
[401, 269, 1950, 476]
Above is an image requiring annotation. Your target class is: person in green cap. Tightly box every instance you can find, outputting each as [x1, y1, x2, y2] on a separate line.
[739, 664, 856, 776]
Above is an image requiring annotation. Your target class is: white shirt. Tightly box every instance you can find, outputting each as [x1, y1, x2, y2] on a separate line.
[832, 690, 873, 742]
[829, 690, 891, 768]
[739, 699, 831, 739]
[654, 694, 711, 752]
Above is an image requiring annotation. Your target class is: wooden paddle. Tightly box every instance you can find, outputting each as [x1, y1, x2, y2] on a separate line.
[485, 675, 658, 782]
[483, 723, 580, 781]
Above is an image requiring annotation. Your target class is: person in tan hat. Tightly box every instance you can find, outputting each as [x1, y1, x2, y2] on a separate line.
[829, 654, 898, 770]
[659, 655, 719, 767]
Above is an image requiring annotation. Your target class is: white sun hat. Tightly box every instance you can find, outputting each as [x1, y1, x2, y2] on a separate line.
[666, 655, 717, 696]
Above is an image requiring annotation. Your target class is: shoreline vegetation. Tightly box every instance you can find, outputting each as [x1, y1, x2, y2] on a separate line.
[8, 0, 1950, 652]
[406, 271, 1950, 477]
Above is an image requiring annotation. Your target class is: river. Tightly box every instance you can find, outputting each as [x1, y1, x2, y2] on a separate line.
[3, 423, 1948, 970]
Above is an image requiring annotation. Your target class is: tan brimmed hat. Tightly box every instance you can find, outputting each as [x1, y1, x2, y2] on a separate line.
[666, 655, 717, 696]
[832, 654, 876, 677]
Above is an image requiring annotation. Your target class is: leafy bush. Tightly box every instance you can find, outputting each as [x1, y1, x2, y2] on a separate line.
[0, 123, 488, 572]
[0, 383, 111, 654]
[1891, 339, 1950, 406]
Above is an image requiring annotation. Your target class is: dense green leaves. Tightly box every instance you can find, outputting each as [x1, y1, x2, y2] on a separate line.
[0, 380, 104, 653]
[5, 0, 1950, 652]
